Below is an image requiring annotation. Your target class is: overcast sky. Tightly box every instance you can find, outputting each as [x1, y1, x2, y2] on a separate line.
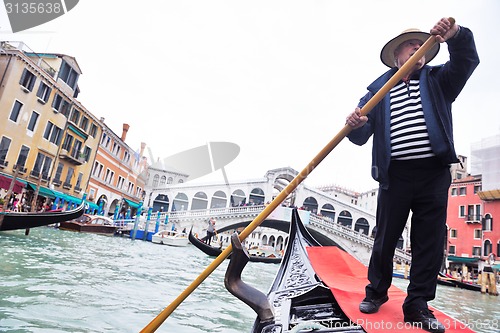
[1, 0, 499, 192]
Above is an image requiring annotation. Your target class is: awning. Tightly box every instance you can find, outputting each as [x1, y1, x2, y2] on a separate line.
[0, 174, 24, 193]
[53, 190, 82, 204]
[124, 198, 142, 209]
[85, 200, 99, 211]
[68, 124, 88, 140]
[52, 190, 97, 210]
[447, 255, 479, 264]
[492, 264, 500, 270]
[26, 183, 56, 199]
[478, 189, 500, 201]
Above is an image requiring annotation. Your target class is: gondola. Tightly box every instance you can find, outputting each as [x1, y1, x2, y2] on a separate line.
[224, 209, 475, 333]
[224, 209, 365, 333]
[0, 202, 85, 231]
[437, 272, 482, 292]
[188, 228, 282, 264]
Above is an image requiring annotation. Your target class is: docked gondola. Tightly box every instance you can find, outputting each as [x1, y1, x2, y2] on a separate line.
[437, 272, 482, 292]
[224, 209, 476, 333]
[0, 202, 85, 231]
[188, 228, 282, 264]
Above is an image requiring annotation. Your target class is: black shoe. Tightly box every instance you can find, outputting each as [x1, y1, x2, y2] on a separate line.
[359, 295, 389, 314]
[404, 308, 445, 333]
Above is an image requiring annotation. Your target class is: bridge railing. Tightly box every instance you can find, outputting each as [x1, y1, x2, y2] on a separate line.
[309, 215, 375, 247]
[309, 214, 412, 263]
[155, 205, 266, 223]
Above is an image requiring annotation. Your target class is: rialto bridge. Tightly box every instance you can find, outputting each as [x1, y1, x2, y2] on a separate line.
[142, 167, 412, 265]
[149, 167, 375, 236]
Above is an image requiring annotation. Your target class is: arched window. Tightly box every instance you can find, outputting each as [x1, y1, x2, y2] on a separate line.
[302, 197, 318, 214]
[484, 239, 492, 257]
[249, 188, 265, 205]
[153, 194, 169, 212]
[192, 192, 208, 210]
[276, 235, 285, 251]
[152, 174, 159, 187]
[483, 213, 493, 231]
[159, 175, 166, 186]
[172, 193, 189, 211]
[354, 218, 369, 235]
[231, 189, 246, 207]
[268, 235, 276, 247]
[167, 177, 173, 184]
[211, 190, 227, 208]
[338, 210, 353, 228]
[320, 203, 335, 221]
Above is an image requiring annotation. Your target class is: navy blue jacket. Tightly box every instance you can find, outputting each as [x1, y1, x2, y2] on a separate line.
[348, 27, 479, 189]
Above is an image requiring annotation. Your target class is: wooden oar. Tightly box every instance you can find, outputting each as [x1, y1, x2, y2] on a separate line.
[141, 20, 452, 333]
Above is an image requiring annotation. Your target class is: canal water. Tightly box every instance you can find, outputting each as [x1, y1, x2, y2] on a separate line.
[1, 227, 498, 333]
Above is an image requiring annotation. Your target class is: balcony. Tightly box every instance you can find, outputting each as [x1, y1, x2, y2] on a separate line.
[62, 182, 72, 190]
[74, 186, 82, 193]
[52, 179, 62, 187]
[59, 148, 85, 165]
[0, 159, 8, 168]
[465, 214, 482, 224]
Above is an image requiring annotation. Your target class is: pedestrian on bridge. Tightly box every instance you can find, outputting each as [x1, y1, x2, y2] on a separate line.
[345, 17, 479, 333]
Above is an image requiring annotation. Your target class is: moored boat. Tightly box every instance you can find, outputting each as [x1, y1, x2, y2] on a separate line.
[248, 245, 281, 259]
[0, 202, 85, 231]
[437, 272, 482, 292]
[59, 214, 118, 235]
[151, 230, 189, 247]
[188, 228, 282, 264]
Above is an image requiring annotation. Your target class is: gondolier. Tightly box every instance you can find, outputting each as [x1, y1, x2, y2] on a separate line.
[205, 217, 216, 245]
[346, 17, 479, 333]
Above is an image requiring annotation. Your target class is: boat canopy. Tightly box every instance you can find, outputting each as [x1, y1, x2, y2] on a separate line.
[447, 255, 479, 264]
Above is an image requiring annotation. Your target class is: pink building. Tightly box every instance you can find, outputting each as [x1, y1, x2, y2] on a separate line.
[447, 171, 500, 272]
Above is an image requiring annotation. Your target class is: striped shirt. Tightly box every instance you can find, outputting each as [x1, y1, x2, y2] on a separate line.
[389, 80, 435, 160]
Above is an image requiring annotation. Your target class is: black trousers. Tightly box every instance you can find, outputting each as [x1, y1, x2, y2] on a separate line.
[365, 157, 450, 312]
[206, 231, 214, 245]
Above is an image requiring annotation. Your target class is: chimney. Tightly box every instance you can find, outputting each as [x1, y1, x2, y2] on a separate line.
[140, 142, 146, 157]
[121, 123, 130, 142]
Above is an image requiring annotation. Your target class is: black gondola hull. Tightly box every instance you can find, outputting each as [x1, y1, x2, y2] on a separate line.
[0, 203, 85, 231]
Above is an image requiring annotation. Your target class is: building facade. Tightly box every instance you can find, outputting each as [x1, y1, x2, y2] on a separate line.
[447, 175, 484, 259]
[447, 170, 500, 272]
[144, 162, 188, 211]
[88, 123, 147, 218]
[0, 41, 101, 211]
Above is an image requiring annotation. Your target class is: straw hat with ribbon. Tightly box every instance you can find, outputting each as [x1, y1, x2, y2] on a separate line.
[380, 28, 440, 68]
